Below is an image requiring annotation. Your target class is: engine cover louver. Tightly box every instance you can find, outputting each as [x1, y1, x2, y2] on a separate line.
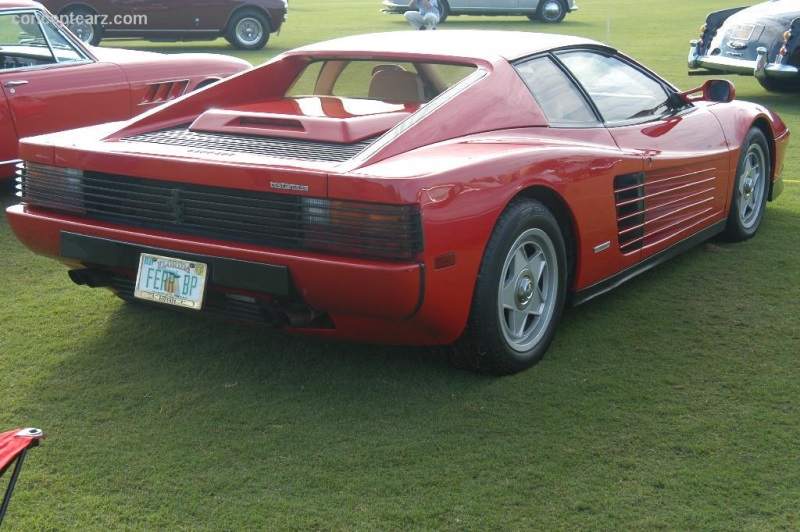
[122, 127, 380, 163]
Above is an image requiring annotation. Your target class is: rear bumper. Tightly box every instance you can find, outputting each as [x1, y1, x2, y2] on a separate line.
[688, 41, 800, 80]
[6, 204, 424, 325]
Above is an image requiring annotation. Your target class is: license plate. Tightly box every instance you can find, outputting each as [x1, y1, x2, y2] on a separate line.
[134, 253, 208, 310]
[731, 24, 755, 41]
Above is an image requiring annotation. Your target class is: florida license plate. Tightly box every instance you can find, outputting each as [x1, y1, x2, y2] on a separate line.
[134, 253, 208, 310]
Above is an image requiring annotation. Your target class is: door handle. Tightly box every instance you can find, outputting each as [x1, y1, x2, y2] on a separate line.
[3, 80, 28, 87]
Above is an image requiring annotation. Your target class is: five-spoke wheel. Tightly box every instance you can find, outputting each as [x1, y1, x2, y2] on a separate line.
[450, 198, 567, 376]
[723, 127, 770, 241]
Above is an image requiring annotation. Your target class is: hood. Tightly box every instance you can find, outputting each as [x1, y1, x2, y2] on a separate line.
[89, 47, 251, 71]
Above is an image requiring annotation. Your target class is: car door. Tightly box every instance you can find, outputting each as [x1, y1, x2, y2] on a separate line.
[0, 9, 130, 147]
[463, 0, 517, 12]
[132, 0, 218, 31]
[558, 50, 731, 260]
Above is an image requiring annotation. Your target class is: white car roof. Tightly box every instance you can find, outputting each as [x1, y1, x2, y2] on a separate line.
[289, 30, 607, 63]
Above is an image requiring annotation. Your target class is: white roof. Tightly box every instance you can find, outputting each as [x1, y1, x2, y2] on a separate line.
[290, 30, 607, 63]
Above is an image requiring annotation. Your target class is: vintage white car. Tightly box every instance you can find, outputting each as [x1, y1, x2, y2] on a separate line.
[381, 0, 577, 24]
[688, 0, 800, 91]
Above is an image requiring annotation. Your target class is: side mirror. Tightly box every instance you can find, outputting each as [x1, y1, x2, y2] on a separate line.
[678, 79, 736, 104]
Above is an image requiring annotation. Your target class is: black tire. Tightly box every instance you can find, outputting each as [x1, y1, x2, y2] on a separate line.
[437, 0, 450, 24]
[226, 9, 270, 50]
[722, 128, 770, 242]
[62, 7, 102, 46]
[536, 0, 567, 23]
[449, 198, 567, 376]
[756, 77, 800, 92]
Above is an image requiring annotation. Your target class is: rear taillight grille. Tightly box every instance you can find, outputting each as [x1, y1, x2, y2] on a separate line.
[17, 163, 423, 262]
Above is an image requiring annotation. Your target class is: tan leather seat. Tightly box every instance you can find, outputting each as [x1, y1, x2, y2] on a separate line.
[368, 69, 426, 103]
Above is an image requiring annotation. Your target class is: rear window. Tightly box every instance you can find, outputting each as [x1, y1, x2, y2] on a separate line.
[286, 59, 477, 103]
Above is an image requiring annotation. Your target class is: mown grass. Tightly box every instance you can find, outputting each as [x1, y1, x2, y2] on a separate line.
[2, 0, 800, 529]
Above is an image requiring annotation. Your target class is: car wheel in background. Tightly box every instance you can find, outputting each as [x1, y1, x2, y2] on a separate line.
[62, 6, 102, 45]
[450, 198, 567, 375]
[722, 127, 770, 242]
[226, 9, 270, 50]
[536, 0, 567, 23]
[438, 0, 450, 24]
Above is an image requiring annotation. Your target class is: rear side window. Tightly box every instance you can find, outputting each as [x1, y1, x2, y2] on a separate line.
[515, 56, 598, 127]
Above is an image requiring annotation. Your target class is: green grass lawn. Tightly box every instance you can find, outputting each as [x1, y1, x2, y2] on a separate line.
[2, 0, 800, 528]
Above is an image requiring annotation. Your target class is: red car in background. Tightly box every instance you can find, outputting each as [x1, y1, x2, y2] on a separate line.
[0, 0, 251, 180]
[38, 0, 288, 49]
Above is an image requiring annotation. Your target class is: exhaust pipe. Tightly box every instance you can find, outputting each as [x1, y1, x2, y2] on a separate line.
[68, 268, 112, 288]
[259, 303, 319, 328]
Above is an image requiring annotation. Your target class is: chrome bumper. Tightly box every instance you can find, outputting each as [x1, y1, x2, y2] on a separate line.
[688, 40, 800, 80]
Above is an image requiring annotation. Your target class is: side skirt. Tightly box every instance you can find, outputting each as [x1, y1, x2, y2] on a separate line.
[569, 220, 727, 307]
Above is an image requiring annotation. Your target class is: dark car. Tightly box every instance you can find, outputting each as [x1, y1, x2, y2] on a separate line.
[688, 0, 800, 91]
[38, 0, 287, 50]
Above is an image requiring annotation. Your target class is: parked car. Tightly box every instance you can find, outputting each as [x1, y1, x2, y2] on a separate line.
[38, 0, 288, 49]
[0, 0, 251, 180]
[688, 0, 800, 91]
[7, 31, 788, 375]
[382, 0, 577, 23]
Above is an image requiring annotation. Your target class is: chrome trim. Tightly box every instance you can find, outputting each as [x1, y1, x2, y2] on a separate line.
[690, 52, 800, 79]
[593, 241, 611, 254]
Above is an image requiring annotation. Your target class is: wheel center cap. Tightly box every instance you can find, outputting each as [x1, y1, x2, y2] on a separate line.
[516, 275, 534, 308]
[743, 177, 754, 198]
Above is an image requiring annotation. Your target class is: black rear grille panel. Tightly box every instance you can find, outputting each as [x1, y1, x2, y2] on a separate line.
[122, 127, 380, 163]
[107, 271, 333, 328]
[19, 166, 424, 262]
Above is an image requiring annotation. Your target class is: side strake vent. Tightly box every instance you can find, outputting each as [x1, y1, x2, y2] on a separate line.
[614, 172, 646, 254]
[139, 80, 190, 105]
[17, 163, 424, 262]
[122, 127, 380, 163]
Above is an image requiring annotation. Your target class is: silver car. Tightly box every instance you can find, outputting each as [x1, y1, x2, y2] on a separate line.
[381, 0, 578, 24]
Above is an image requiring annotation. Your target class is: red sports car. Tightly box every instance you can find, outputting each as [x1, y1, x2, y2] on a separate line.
[6, 31, 789, 375]
[0, 0, 251, 180]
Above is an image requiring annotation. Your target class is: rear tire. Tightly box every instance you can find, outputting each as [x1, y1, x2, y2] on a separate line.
[722, 127, 770, 242]
[437, 0, 450, 23]
[226, 9, 270, 50]
[449, 198, 567, 376]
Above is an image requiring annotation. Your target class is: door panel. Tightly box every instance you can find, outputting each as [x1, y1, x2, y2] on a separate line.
[608, 107, 730, 258]
[131, 0, 219, 31]
[2, 62, 131, 141]
[462, 0, 518, 12]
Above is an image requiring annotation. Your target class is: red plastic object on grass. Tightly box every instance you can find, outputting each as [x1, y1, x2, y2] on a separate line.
[0, 428, 44, 526]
